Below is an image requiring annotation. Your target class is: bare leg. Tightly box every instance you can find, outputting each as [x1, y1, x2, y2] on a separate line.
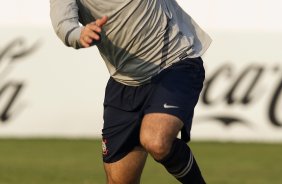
[140, 113, 205, 183]
[104, 146, 147, 184]
[140, 113, 183, 160]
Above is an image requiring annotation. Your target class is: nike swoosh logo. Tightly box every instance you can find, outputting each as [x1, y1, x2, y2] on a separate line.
[164, 103, 179, 109]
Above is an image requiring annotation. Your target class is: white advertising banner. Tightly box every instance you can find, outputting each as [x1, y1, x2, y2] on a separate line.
[0, 0, 281, 141]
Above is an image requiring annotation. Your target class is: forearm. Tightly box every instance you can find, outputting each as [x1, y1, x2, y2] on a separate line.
[50, 0, 82, 49]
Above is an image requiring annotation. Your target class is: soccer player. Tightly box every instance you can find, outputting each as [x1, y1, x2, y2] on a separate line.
[50, 0, 212, 183]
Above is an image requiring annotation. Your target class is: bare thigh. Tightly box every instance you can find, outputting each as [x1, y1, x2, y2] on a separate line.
[104, 146, 148, 184]
[140, 113, 183, 160]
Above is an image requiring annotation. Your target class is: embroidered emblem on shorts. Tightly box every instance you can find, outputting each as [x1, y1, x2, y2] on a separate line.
[164, 103, 179, 109]
[102, 139, 109, 156]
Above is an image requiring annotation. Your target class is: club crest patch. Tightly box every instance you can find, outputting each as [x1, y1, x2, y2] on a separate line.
[102, 138, 109, 156]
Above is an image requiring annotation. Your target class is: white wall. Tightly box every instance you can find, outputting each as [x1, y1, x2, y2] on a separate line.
[0, 0, 281, 141]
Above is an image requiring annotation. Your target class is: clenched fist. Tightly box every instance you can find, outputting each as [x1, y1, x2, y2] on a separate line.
[80, 16, 108, 48]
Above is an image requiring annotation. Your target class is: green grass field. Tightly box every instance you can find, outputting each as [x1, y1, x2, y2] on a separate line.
[0, 139, 281, 184]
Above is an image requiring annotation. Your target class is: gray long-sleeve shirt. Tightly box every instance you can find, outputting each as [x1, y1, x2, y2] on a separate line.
[50, 0, 212, 86]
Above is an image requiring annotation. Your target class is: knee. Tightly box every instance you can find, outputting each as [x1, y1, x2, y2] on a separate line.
[140, 135, 172, 160]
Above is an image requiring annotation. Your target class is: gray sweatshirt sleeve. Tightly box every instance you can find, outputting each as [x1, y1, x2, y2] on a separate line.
[50, 0, 83, 49]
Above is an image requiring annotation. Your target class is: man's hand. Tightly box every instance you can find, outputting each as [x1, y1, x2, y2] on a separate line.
[80, 16, 108, 48]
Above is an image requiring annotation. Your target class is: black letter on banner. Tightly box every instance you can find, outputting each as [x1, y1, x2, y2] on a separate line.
[0, 82, 24, 122]
[225, 65, 264, 105]
[202, 64, 232, 105]
[268, 78, 282, 127]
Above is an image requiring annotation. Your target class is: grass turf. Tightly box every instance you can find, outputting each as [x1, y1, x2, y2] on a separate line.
[0, 139, 281, 184]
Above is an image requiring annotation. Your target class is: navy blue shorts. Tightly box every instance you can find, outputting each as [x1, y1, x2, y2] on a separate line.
[102, 57, 205, 163]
